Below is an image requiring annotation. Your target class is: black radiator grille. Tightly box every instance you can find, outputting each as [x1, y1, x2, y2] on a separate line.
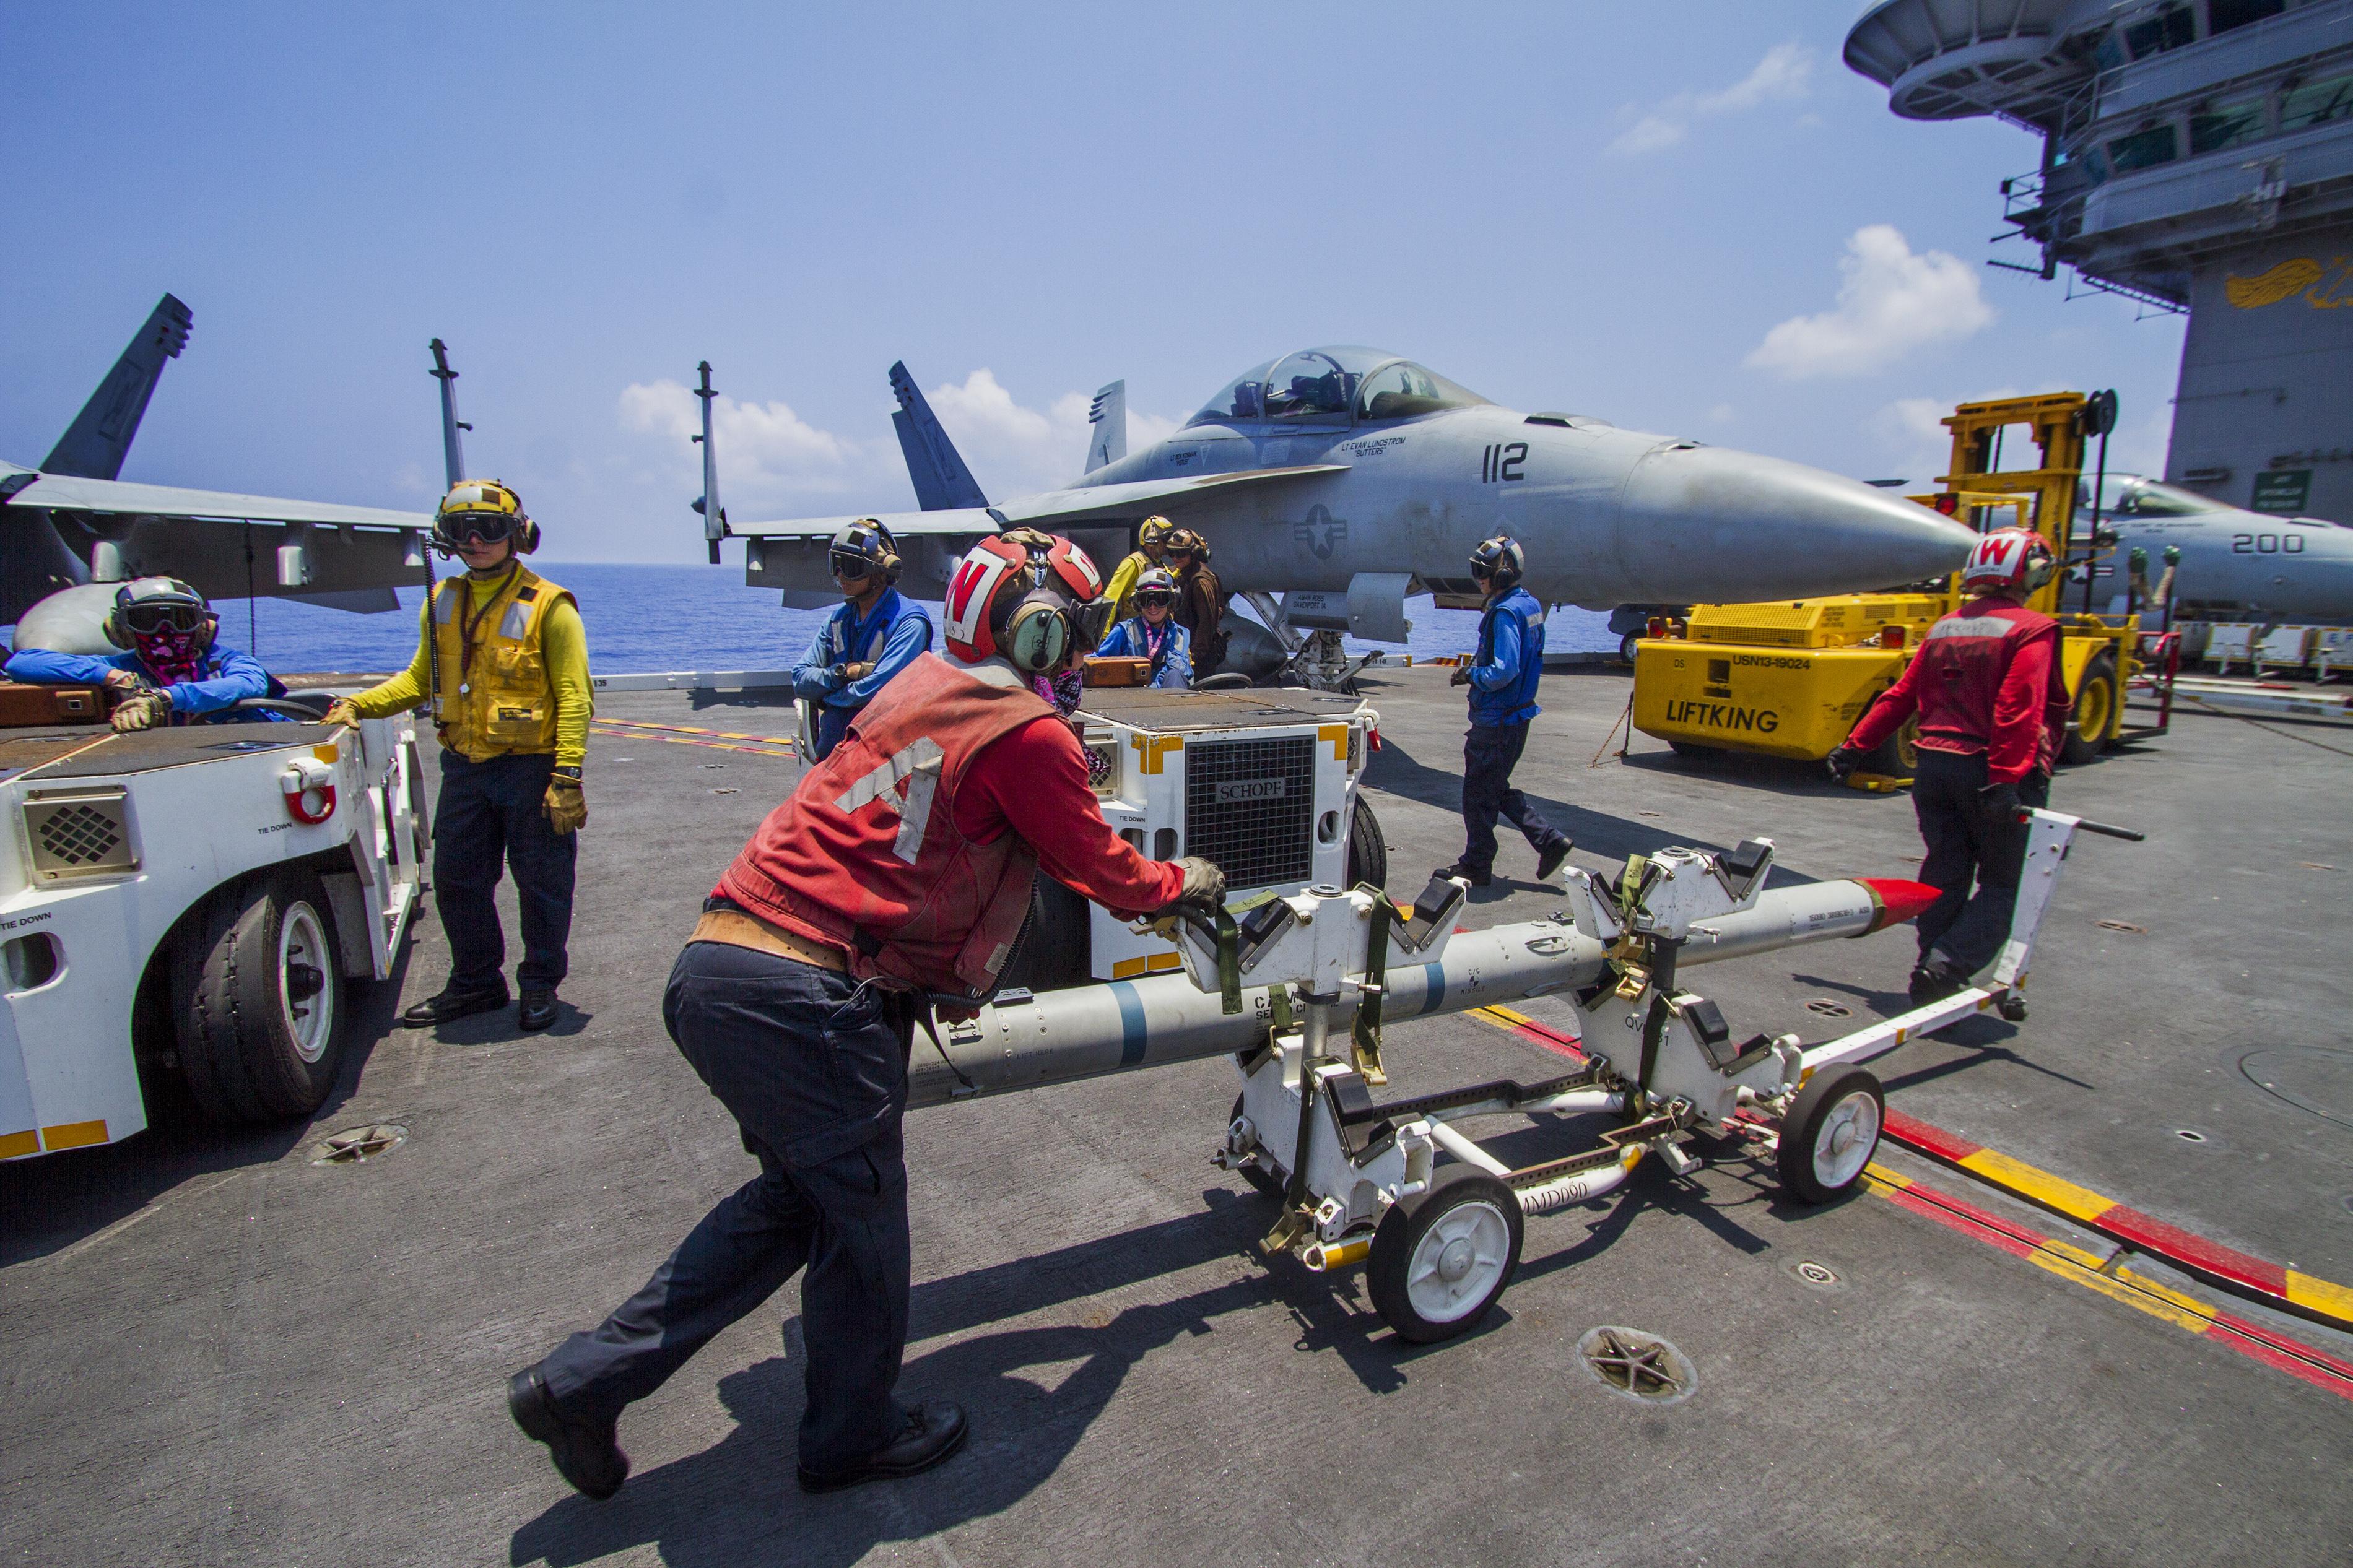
[1184, 735, 1315, 891]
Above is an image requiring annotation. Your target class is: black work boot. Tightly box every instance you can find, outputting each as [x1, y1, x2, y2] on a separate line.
[508, 1366, 628, 1500]
[798, 1401, 969, 1494]
[518, 990, 559, 1031]
[1535, 840, 1572, 883]
[1907, 959, 1967, 1008]
[401, 983, 508, 1028]
[1434, 862, 1492, 888]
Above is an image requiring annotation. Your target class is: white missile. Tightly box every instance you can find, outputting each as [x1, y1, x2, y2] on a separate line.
[907, 876, 1935, 1111]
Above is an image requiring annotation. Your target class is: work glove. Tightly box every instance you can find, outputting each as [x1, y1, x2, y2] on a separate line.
[1980, 779, 2024, 818]
[543, 773, 588, 835]
[101, 668, 146, 695]
[110, 692, 172, 732]
[1154, 856, 1227, 919]
[323, 699, 362, 730]
[1449, 662, 1473, 687]
[841, 661, 875, 684]
[1825, 745, 1862, 783]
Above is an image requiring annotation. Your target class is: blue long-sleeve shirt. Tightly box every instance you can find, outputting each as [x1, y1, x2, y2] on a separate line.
[791, 589, 933, 758]
[1467, 586, 1545, 727]
[3, 644, 289, 722]
[1097, 617, 1191, 689]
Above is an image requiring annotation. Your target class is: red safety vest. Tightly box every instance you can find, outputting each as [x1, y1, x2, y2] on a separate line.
[1910, 597, 2071, 773]
[718, 653, 1051, 999]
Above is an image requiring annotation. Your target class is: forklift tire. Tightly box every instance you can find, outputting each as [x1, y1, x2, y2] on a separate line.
[1345, 797, 1388, 892]
[1619, 631, 1641, 665]
[1229, 1094, 1284, 1197]
[1775, 1064, 1884, 1205]
[171, 870, 346, 1122]
[1368, 1165, 1524, 1343]
[2061, 651, 2118, 766]
[1858, 714, 1920, 779]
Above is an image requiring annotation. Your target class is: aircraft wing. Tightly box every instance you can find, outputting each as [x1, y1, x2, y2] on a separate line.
[729, 464, 1349, 538]
[3, 469, 430, 531]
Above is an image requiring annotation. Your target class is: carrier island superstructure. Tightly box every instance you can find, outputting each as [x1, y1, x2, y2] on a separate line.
[1845, 0, 2353, 526]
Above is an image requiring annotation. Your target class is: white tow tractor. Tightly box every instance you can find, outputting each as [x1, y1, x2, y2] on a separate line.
[1186, 808, 2138, 1342]
[0, 711, 430, 1159]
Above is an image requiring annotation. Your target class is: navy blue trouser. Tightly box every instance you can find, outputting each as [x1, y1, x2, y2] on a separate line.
[1459, 721, 1568, 876]
[433, 750, 576, 994]
[537, 941, 918, 1473]
[1911, 748, 2051, 976]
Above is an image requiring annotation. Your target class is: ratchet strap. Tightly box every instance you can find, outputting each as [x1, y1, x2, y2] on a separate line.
[1212, 907, 1242, 1015]
[1350, 892, 1391, 1085]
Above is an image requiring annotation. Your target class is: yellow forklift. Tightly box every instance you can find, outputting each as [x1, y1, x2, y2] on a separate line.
[1632, 392, 2142, 779]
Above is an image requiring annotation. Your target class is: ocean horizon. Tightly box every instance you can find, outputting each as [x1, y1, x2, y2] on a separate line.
[118, 562, 1619, 675]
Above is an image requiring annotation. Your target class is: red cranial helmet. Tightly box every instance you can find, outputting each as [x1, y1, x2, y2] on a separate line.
[1961, 526, 2056, 593]
[944, 532, 1113, 673]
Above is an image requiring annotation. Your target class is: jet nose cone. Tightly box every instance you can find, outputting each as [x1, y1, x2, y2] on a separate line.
[1616, 443, 1976, 603]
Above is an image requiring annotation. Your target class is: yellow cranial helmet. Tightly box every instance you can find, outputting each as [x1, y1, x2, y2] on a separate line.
[1139, 515, 1175, 548]
[432, 480, 539, 553]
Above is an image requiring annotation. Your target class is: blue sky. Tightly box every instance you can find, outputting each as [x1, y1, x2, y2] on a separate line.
[1, 2, 2188, 565]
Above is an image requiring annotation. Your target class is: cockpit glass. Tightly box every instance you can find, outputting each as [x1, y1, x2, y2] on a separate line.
[1264, 351, 1354, 421]
[1186, 346, 1492, 428]
[1355, 361, 1488, 421]
[2082, 476, 2229, 517]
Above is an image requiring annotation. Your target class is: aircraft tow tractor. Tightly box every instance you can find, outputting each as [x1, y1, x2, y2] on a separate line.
[903, 807, 2135, 1343]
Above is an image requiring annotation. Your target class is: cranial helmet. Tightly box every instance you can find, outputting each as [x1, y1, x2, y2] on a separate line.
[1138, 515, 1175, 550]
[107, 577, 215, 655]
[1961, 526, 2056, 594]
[1468, 535, 1524, 591]
[944, 531, 1113, 674]
[433, 479, 540, 555]
[829, 518, 902, 586]
[1133, 567, 1178, 606]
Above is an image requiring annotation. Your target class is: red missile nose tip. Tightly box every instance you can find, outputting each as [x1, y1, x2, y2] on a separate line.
[1859, 878, 1941, 932]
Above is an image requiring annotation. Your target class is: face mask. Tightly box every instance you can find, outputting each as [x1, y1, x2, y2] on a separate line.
[133, 625, 209, 690]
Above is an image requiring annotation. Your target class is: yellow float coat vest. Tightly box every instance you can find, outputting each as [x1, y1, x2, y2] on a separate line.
[428, 565, 576, 758]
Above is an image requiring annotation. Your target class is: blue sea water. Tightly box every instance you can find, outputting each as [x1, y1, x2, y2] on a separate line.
[192, 563, 1619, 674]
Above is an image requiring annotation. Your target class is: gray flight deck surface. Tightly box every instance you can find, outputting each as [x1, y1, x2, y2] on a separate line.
[3, 666, 2347, 1567]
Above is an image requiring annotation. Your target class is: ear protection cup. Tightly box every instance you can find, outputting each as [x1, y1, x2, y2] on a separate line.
[515, 516, 541, 554]
[1003, 594, 1071, 674]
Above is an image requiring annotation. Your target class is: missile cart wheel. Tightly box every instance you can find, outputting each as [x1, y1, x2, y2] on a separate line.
[1368, 1166, 1524, 1343]
[2061, 651, 2118, 766]
[1346, 797, 1388, 892]
[171, 870, 347, 1122]
[1775, 1064, 1884, 1204]
[1229, 1094, 1284, 1197]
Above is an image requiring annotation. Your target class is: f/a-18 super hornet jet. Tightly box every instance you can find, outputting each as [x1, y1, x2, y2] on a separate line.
[4, 294, 432, 651]
[704, 345, 1978, 680]
[2071, 473, 2353, 624]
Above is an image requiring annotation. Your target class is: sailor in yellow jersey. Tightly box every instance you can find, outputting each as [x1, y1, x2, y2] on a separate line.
[328, 481, 593, 1033]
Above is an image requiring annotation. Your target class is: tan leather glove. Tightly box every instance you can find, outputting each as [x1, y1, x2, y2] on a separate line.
[1450, 662, 1474, 687]
[323, 699, 362, 730]
[102, 668, 146, 694]
[543, 773, 588, 834]
[1157, 855, 1225, 917]
[111, 692, 172, 732]
[840, 661, 875, 683]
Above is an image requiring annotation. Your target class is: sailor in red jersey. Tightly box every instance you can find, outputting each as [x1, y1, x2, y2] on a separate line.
[510, 531, 1225, 1501]
[1832, 526, 2071, 1006]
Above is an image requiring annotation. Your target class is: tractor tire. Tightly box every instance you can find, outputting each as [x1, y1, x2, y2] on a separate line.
[1346, 797, 1388, 893]
[171, 870, 346, 1122]
[2061, 651, 2118, 766]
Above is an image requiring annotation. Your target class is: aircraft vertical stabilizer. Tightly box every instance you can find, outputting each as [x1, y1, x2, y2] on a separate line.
[1085, 380, 1126, 475]
[888, 360, 988, 511]
[41, 293, 194, 480]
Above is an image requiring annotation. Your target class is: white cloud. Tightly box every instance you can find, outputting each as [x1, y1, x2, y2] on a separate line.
[1746, 225, 1996, 379]
[614, 370, 1180, 523]
[1608, 43, 1812, 155]
[1707, 402, 1737, 423]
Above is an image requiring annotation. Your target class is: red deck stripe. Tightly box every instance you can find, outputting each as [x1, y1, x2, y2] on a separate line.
[1873, 1176, 2040, 1262]
[2207, 1309, 2353, 1385]
[1880, 1106, 1983, 1163]
[2097, 1206, 2289, 1296]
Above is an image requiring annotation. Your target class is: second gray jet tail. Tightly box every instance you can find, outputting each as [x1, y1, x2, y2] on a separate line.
[43, 293, 194, 480]
[1084, 380, 1126, 475]
[889, 360, 988, 511]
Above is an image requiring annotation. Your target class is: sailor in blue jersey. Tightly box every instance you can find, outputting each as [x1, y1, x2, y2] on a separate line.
[1094, 567, 1192, 689]
[4, 578, 290, 729]
[791, 519, 933, 761]
[1440, 537, 1572, 888]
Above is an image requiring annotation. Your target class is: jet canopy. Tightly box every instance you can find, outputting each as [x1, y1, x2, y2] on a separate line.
[1187, 346, 1492, 428]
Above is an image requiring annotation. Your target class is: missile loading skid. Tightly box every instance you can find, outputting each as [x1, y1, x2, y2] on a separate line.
[912, 800, 2130, 1343]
